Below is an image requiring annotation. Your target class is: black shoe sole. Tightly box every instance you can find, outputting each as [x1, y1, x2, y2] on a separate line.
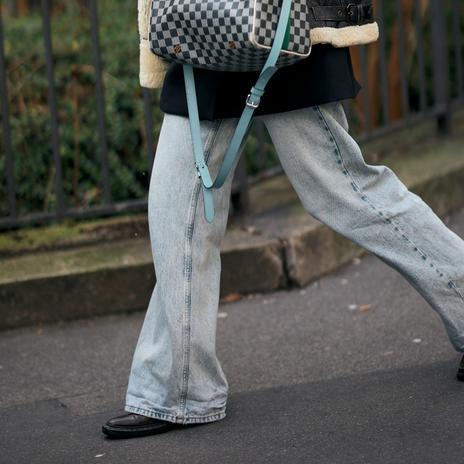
[102, 422, 182, 438]
[457, 371, 464, 382]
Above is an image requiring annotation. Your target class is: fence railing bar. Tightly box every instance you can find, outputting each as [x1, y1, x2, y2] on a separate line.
[230, 154, 249, 219]
[360, 44, 371, 134]
[452, 0, 463, 98]
[376, 0, 389, 125]
[0, 8, 17, 219]
[0, 103, 459, 232]
[253, 120, 269, 173]
[142, 88, 155, 177]
[413, 0, 427, 111]
[356, 105, 450, 143]
[0, 198, 149, 230]
[88, 0, 112, 205]
[396, 0, 410, 117]
[429, 0, 451, 132]
[41, 0, 65, 217]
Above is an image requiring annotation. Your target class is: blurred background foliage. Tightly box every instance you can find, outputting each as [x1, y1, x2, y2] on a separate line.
[2, 0, 160, 216]
[0, 0, 463, 218]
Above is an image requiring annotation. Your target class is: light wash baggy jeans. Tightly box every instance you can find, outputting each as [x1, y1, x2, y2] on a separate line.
[124, 101, 464, 424]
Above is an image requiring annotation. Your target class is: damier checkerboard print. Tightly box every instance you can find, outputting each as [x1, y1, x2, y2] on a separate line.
[149, 0, 312, 72]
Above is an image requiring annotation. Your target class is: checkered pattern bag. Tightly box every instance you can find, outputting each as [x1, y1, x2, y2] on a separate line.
[149, 0, 312, 72]
[148, 0, 309, 223]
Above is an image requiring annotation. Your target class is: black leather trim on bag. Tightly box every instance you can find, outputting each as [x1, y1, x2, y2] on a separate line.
[310, 3, 373, 25]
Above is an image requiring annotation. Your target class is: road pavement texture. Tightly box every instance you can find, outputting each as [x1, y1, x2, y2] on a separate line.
[2, 208, 464, 464]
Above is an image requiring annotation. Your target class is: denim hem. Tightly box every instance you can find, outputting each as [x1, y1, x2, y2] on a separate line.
[124, 403, 226, 425]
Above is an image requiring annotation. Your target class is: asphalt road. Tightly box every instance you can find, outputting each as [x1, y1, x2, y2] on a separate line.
[2, 208, 464, 464]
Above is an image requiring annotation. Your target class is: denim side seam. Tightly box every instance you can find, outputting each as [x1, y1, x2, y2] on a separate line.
[313, 105, 464, 305]
[178, 119, 223, 420]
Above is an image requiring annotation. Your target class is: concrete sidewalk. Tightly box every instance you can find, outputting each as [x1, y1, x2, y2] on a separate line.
[2, 206, 464, 463]
[2, 119, 464, 329]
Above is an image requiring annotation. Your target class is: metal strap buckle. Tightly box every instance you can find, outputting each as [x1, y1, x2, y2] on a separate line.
[246, 93, 260, 109]
[195, 162, 204, 177]
[346, 3, 363, 23]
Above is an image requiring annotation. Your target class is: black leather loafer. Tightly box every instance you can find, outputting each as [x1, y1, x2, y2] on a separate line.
[457, 354, 464, 382]
[102, 412, 182, 438]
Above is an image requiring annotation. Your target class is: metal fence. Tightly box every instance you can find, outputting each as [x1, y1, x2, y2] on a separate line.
[1, 0, 463, 230]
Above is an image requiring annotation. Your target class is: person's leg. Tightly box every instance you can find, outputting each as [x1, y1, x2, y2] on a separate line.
[260, 102, 464, 352]
[124, 113, 242, 424]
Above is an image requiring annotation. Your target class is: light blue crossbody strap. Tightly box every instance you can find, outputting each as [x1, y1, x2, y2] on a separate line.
[183, 0, 293, 222]
[183, 65, 215, 221]
[212, 67, 279, 190]
[183, 64, 214, 189]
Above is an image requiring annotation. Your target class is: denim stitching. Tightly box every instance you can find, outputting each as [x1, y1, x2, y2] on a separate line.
[179, 119, 223, 419]
[125, 404, 226, 425]
[314, 105, 464, 303]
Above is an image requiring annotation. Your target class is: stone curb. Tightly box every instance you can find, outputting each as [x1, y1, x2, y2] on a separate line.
[0, 232, 287, 330]
[1, 134, 464, 330]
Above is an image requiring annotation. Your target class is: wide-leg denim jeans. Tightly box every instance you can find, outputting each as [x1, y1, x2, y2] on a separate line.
[125, 101, 464, 424]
